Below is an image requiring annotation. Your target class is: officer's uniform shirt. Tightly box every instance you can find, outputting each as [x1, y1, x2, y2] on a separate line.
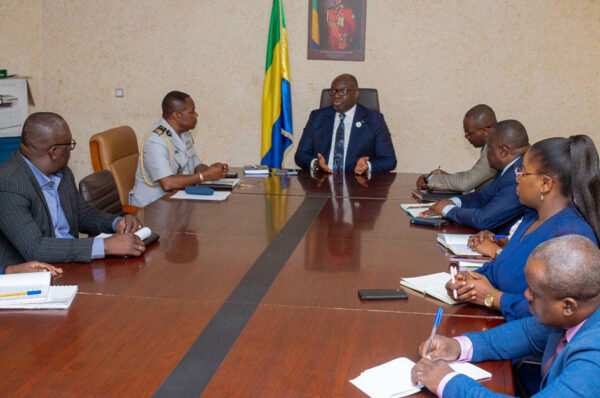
[130, 119, 202, 207]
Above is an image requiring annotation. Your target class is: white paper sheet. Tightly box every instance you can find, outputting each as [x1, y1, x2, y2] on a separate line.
[350, 357, 491, 398]
[171, 190, 231, 201]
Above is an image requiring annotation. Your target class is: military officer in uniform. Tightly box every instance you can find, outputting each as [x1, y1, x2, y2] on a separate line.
[326, 0, 357, 50]
[130, 91, 228, 207]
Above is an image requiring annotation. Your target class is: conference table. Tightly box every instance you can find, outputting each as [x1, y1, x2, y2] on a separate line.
[0, 170, 514, 397]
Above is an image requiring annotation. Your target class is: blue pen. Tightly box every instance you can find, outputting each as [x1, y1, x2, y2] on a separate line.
[426, 307, 444, 354]
[494, 235, 507, 239]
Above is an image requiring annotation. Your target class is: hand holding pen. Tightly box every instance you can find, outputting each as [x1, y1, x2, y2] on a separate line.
[429, 165, 448, 175]
[426, 307, 444, 355]
[450, 265, 458, 300]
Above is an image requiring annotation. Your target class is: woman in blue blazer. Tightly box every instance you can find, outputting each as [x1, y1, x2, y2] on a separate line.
[447, 135, 600, 321]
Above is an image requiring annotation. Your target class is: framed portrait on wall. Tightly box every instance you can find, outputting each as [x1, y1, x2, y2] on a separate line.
[307, 0, 366, 61]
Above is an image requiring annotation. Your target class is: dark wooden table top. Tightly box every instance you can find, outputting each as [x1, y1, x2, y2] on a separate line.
[0, 171, 513, 397]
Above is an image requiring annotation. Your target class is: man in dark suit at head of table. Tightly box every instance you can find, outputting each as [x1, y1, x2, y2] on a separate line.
[294, 73, 397, 176]
[0, 112, 146, 273]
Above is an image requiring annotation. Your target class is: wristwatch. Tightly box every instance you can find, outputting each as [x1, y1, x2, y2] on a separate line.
[484, 288, 498, 308]
[311, 159, 320, 172]
[494, 248, 503, 259]
[198, 172, 204, 184]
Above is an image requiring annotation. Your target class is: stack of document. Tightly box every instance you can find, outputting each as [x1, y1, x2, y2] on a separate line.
[400, 272, 456, 305]
[243, 165, 270, 176]
[201, 178, 241, 190]
[400, 203, 439, 218]
[350, 357, 491, 397]
[457, 260, 486, 269]
[0, 272, 77, 309]
[437, 234, 481, 256]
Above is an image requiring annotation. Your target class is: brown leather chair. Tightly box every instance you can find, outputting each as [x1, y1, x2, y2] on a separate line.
[79, 170, 126, 215]
[89, 126, 139, 209]
[319, 88, 380, 112]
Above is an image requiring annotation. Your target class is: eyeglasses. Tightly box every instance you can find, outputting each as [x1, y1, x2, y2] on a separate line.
[464, 125, 493, 137]
[47, 139, 77, 151]
[514, 167, 550, 179]
[329, 88, 356, 97]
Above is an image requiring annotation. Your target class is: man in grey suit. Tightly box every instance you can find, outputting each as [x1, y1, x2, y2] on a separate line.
[0, 112, 145, 272]
[416, 104, 497, 193]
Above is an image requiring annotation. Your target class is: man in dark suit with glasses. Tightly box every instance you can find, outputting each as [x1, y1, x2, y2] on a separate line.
[0, 112, 146, 272]
[294, 73, 397, 176]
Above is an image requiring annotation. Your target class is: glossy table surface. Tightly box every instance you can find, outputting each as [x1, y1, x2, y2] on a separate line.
[0, 171, 513, 397]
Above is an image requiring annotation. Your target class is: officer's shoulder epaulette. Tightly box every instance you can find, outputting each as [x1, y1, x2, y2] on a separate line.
[152, 125, 171, 137]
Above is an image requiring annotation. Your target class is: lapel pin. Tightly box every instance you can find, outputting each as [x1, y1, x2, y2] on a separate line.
[355, 121, 363, 128]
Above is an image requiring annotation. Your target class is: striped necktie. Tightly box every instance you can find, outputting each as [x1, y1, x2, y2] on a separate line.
[333, 113, 345, 171]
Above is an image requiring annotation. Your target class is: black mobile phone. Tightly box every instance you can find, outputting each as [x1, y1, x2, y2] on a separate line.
[410, 217, 447, 228]
[225, 172, 238, 178]
[358, 288, 409, 300]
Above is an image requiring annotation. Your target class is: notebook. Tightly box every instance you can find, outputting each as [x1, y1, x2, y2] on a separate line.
[350, 357, 491, 398]
[400, 203, 440, 219]
[437, 233, 481, 256]
[97, 227, 160, 246]
[400, 272, 456, 305]
[243, 165, 270, 176]
[0, 272, 77, 310]
[171, 190, 231, 201]
[200, 178, 241, 190]
[457, 260, 485, 269]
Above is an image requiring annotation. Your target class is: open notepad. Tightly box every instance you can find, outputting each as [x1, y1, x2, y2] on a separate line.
[437, 233, 481, 256]
[350, 357, 491, 398]
[400, 203, 440, 219]
[400, 272, 456, 305]
[0, 272, 77, 309]
[171, 190, 231, 201]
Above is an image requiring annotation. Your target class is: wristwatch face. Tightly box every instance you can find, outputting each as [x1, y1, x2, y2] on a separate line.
[484, 294, 494, 308]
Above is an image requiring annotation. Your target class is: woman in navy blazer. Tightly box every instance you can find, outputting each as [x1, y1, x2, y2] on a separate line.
[447, 135, 600, 321]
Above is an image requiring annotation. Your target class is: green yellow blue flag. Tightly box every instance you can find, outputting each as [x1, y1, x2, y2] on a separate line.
[311, 0, 319, 48]
[261, 0, 293, 169]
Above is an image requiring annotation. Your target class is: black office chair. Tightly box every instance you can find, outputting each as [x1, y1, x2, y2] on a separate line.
[79, 170, 126, 216]
[319, 88, 380, 112]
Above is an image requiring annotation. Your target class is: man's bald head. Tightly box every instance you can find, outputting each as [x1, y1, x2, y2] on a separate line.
[530, 235, 600, 301]
[464, 104, 496, 129]
[332, 73, 358, 89]
[492, 119, 529, 152]
[162, 91, 191, 118]
[463, 104, 497, 147]
[21, 112, 67, 149]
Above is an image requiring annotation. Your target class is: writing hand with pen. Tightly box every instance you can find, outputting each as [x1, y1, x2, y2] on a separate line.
[411, 334, 461, 392]
[410, 308, 455, 392]
[416, 165, 448, 189]
[444, 271, 501, 308]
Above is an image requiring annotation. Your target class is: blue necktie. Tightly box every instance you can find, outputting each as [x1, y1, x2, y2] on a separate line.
[333, 113, 345, 171]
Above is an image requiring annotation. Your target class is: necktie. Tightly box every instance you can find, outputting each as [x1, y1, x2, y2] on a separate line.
[333, 113, 345, 171]
[541, 332, 567, 377]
